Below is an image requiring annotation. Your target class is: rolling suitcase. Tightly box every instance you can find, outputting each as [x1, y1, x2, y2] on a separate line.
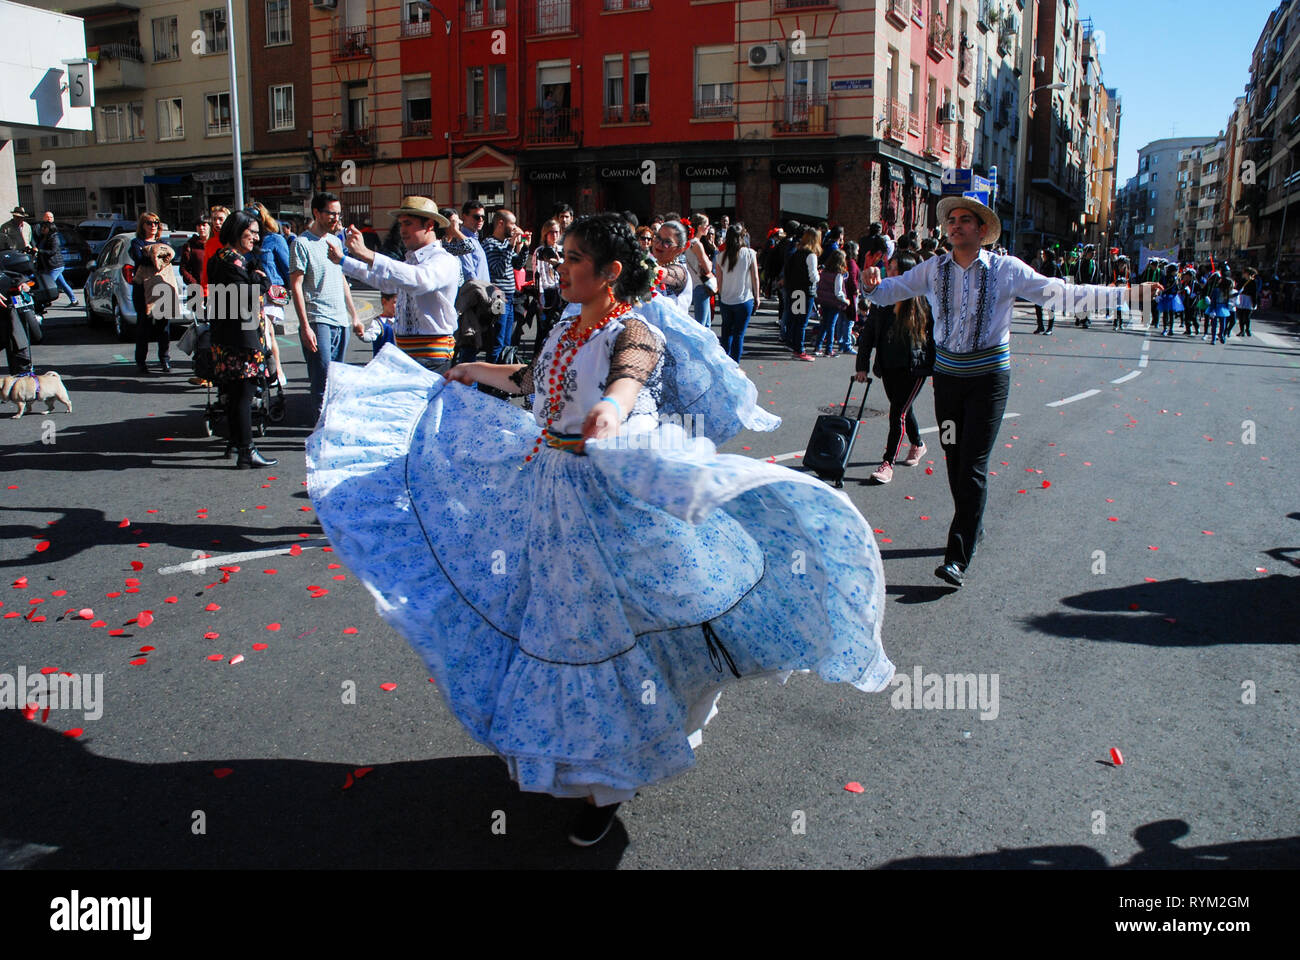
[803, 376, 871, 488]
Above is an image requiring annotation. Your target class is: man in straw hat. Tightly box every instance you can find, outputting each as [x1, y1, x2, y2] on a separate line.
[1, 207, 34, 254]
[329, 195, 460, 373]
[861, 196, 1161, 588]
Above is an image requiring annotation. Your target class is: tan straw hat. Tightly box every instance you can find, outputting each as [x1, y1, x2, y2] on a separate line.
[390, 196, 449, 227]
[936, 195, 1000, 246]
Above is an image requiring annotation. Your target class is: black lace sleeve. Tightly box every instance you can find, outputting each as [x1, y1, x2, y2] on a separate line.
[608, 315, 662, 387]
[507, 358, 537, 395]
[660, 263, 689, 296]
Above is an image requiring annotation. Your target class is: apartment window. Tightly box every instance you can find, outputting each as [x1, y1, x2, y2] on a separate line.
[98, 102, 145, 143]
[342, 188, 371, 228]
[403, 77, 431, 136]
[787, 40, 829, 103]
[468, 66, 485, 118]
[205, 92, 232, 135]
[270, 84, 295, 130]
[909, 62, 921, 118]
[404, 0, 431, 35]
[266, 0, 292, 46]
[466, 0, 508, 28]
[200, 8, 228, 54]
[694, 46, 735, 116]
[537, 60, 572, 109]
[603, 56, 624, 121]
[42, 187, 88, 221]
[152, 16, 179, 62]
[630, 53, 649, 119]
[489, 65, 507, 118]
[156, 97, 184, 140]
[345, 82, 369, 130]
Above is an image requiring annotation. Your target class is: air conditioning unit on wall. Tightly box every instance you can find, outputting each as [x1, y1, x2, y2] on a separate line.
[748, 44, 784, 68]
[939, 102, 959, 124]
[291, 174, 312, 192]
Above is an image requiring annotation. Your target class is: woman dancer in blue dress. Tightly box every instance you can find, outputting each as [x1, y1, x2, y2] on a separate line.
[306, 214, 894, 847]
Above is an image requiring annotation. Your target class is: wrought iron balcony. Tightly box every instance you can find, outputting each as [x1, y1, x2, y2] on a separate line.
[334, 126, 377, 159]
[775, 94, 833, 135]
[525, 106, 579, 145]
[332, 25, 373, 62]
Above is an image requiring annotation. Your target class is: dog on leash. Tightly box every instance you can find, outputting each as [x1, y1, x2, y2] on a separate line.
[6, 371, 72, 418]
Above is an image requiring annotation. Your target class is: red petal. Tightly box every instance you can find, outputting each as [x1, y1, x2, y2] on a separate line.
[229, 654, 245, 665]
[119, 518, 130, 527]
[108, 628, 125, 636]
[22, 704, 37, 720]
[34, 541, 50, 552]
[137, 612, 154, 628]
[1108, 517, 1118, 522]
[63, 728, 84, 738]
[90, 620, 106, 628]
[265, 623, 281, 631]
[28, 614, 46, 622]
[924, 467, 934, 474]
[342, 627, 358, 634]
[40, 666, 59, 675]
[213, 768, 233, 778]
[78, 608, 94, 619]
[50, 590, 67, 597]
[129, 657, 148, 666]
[203, 631, 220, 640]
[1128, 603, 1139, 611]
[252, 642, 269, 651]
[205, 603, 221, 611]
[332, 575, 345, 581]
[354, 766, 374, 778]
[139, 645, 155, 652]
[164, 596, 178, 603]
[844, 782, 865, 793]
[380, 682, 397, 692]
[1144, 577, 1158, 583]
[289, 545, 303, 556]
[328, 563, 342, 570]
[342, 773, 354, 789]
[1202, 530, 1215, 536]
[263, 569, 278, 575]
[130, 561, 144, 571]
[1041, 480, 1051, 488]
[1109, 748, 1124, 766]
[206, 654, 224, 662]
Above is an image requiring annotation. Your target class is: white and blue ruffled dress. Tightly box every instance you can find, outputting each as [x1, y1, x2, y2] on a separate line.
[306, 292, 894, 804]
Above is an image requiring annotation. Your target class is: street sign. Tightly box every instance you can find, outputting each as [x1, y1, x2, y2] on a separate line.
[65, 60, 94, 108]
[943, 168, 993, 206]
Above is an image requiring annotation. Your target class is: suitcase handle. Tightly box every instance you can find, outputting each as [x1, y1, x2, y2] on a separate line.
[840, 376, 871, 421]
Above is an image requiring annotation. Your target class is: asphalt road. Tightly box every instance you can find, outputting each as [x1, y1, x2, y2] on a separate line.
[1, 295, 1297, 870]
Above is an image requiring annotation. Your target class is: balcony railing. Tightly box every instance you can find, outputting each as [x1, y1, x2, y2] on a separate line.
[98, 41, 144, 62]
[603, 0, 649, 8]
[774, 94, 833, 135]
[885, 0, 910, 27]
[332, 25, 373, 62]
[958, 138, 971, 167]
[977, 0, 994, 31]
[603, 103, 649, 123]
[974, 80, 992, 114]
[942, 128, 953, 153]
[928, 17, 952, 60]
[403, 117, 432, 137]
[880, 96, 908, 142]
[401, 18, 432, 37]
[462, 112, 508, 135]
[774, 0, 836, 9]
[465, 4, 508, 28]
[525, 0, 577, 36]
[335, 126, 377, 159]
[525, 106, 579, 145]
[694, 97, 736, 118]
[908, 108, 921, 135]
[923, 124, 941, 157]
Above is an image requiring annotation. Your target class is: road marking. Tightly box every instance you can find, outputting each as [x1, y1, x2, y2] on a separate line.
[1138, 353, 1149, 368]
[1046, 389, 1100, 407]
[1110, 370, 1141, 384]
[1256, 331, 1292, 349]
[157, 541, 330, 575]
[1141, 341, 1151, 351]
[112, 354, 129, 363]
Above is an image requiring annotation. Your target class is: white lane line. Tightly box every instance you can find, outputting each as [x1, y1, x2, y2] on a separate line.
[1110, 370, 1141, 384]
[1138, 353, 1149, 368]
[1141, 340, 1151, 351]
[157, 541, 330, 575]
[1255, 331, 1292, 349]
[1046, 389, 1101, 407]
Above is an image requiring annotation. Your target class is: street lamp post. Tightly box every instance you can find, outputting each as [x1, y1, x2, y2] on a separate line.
[225, 0, 243, 206]
[1010, 81, 1067, 260]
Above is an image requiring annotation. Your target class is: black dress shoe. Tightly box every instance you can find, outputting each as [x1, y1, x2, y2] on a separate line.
[160, 360, 172, 373]
[568, 802, 621, 847]
[136, 363, 151, 374]
[235, 446, 279, 469]
[934, 562, 965, 587]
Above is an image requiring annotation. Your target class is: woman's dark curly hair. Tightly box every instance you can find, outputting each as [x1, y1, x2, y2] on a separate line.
[565, 212, 657, 303]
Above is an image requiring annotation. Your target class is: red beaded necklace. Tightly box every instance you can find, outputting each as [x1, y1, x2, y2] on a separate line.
[524, 299, 634, 463]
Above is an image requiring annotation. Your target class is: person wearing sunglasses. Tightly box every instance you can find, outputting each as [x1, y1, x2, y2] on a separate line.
[129, 212, 172, 373]
[289, 192, 362, 417]
[461, 201, 487, 239]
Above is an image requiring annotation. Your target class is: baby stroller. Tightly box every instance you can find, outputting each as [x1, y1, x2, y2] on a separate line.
[181, 316, 286, 440]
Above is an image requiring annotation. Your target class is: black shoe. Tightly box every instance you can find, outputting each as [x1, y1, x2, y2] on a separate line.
[160, 360, 172, 373]
[136, 363, 151, 374]
[934, 562, 965, 588]
[236, 446, 279, 469]
[568, 802, 621, 847]
[1033, 328, 1043, 334]
[1043, 329, 1053, 336]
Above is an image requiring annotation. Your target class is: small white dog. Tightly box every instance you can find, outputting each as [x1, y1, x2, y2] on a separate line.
[6, 371, 72, 419]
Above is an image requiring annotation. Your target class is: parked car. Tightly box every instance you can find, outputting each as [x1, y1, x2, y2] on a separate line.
[83, 232, 196, 340]
[77, 215, 137, 258]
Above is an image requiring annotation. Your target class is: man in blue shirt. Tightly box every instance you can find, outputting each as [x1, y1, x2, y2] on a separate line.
[478, 208, 526, 363]
[461, 200, 486, 239]
[439, 207, 489, 287]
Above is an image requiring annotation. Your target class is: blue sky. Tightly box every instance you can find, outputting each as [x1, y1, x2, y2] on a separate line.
[1081, 0, 1277, 183]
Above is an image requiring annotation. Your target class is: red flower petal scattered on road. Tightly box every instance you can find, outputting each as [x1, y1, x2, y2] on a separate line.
[28, 614, 46, 622]
[1256, 567, 1267, 573]
[129, 658, 148, 666]
[332, 574, 345, 581]
[12, 577, 28, 587]
[22, 704, 37, 720]
[299, 506, 312, 512]
[844, 782, 865, 794]
[41, 706, 50, 723]
[252, 642, 269, 651]
[380, 682, 397, 692]
[105, 592, 121, 598]
[118, 518, 130, 528]
[3, 612, 19, 619]
[919, 516, 930, 521]
[136, 612, 154, 628]
[342, 772, 355, 789]
[1148, 546, 1158, 551]
[289, 544, 302, 556]
[1128, 603, 1139, 611]
[137, 543, 150, 548]
[39, 667, 58, 675]
[880, 537, 893, 544]
[91, 620, 106, 628]
[164, 596, 178, 604]
[328, 563, 342, 570]
[78, 608, 94, 619]
[1083, 462, 1092, 466]
[1108, 517, 1119, 522]
[205, 603, 220, 611]
[140, 645, 155, 652]
[213, 768, 233, 778]
[1202, 530, 1215, 536]
[229, 655, 245, 665]
[130, 561, 144, 571]
[924, 467, 934, 475]
[1109, 748, 1124, 766]
[1017, 489, 1027, 494]
[1144, 577, 1158, 583]
[342, 627, 358, 634]
[108, 629, 124, 636]
[206, 654, 224, 662]
[51, 590, 67, 597]
[34, 541, 49, 552]
[1041, 481, 1051, 488]
[354, 766, 374, 778]
[203, 631, 220, 640]
[265, 622, 281, 631]
[1163, 617, 1177, 624]
[904, 495, 915, 500]
[63, 728, 83, 738]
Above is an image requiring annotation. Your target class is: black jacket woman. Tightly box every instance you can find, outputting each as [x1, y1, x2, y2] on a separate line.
[130, 211, 169, 373]
[206, 210, 277, 469]
[855, 249, 933, 485]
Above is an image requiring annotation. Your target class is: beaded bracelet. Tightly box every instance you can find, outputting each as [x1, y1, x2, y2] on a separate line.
[598, 396, 624, 421]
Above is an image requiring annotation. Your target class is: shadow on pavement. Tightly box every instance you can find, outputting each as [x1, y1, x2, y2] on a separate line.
[879, 819, 1300, 869]
[0, 711, 627, 870]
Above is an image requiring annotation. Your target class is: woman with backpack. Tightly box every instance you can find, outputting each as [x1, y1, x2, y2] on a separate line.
[813, 249, 852, 357]
[1236, 268, 1258, 336]
[855, 249, 932, 485]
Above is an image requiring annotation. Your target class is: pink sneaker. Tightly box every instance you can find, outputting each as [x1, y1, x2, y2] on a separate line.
[900, 441, 927, 467]
[870, 462, 894, 484]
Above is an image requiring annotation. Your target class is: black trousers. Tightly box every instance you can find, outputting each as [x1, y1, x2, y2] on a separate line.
[5, 305, 33, 374]
[134, 286, 170, 365]
[932, 368, 1011, 569]
[881, 369, 926, 464]
[223, 377, 254, 449]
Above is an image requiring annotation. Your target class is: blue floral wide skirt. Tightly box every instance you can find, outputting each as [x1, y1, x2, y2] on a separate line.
[306, 347, 893, 802]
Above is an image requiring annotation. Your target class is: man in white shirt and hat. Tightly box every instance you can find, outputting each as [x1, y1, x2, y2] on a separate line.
[330, 196, 460, 373]
[861, 196, 1161, 588]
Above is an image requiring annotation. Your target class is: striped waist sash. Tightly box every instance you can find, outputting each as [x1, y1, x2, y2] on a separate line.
[543, 430, 585, 454]
[394, 334, 456, 362]
[933, 342, 1011, 377]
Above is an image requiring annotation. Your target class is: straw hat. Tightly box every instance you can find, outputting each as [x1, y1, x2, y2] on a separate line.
[936, 195, 1000, 246]
[390, 196, 449, 227]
